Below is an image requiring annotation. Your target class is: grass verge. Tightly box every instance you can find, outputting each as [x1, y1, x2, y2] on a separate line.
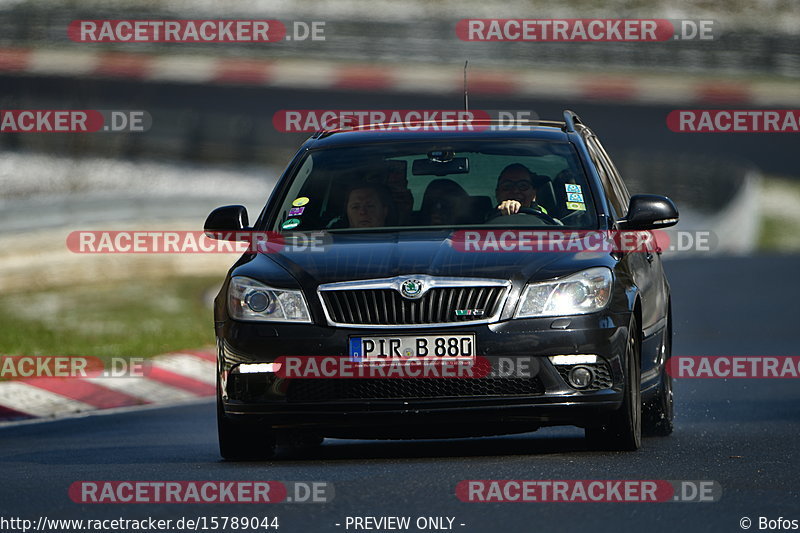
[0, 275, 222, 360]
[758, 176, 800, 252]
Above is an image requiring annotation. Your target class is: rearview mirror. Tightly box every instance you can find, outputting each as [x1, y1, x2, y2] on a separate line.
[617, 194, 679, 230]
[204, 205, 250, 240]
[412, 157, 469, 176]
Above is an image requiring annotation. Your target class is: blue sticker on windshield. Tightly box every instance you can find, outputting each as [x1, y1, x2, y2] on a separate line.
[289, 206, 305, 216]
[567, 192, 584, 202]
[565, 184, 582, 193]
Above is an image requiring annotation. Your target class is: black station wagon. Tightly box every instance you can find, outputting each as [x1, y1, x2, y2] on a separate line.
[205, 111, 679, 459]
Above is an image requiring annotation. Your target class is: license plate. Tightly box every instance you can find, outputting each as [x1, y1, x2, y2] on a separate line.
[349, 334, 476, 362]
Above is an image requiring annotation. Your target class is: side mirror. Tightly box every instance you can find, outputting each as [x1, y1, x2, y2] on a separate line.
[204, 205, 250, 240]
[617, 194, 679, 230]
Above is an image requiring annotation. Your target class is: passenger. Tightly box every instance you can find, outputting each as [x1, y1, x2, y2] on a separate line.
[345, 182, 393, 228]
[494, 163, 549, 216]
[418, 179, 471, 225]
[351, 164, 413, 225]
[384, 163, 414, 225]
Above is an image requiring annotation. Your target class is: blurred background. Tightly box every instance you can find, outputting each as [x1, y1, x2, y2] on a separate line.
[1, 0, 798, 359]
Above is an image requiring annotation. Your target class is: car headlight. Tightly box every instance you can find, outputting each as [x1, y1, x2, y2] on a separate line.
[228, 276, 311, 323]
[515, 267, 612, 318]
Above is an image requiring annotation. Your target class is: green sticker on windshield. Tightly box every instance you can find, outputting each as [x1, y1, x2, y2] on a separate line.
[566, 202, 586, 211]
[282, 218, 301, 229]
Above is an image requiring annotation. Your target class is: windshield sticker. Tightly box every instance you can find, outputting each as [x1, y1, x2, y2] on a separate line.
[566, 202, 586, 211]
[288, 206, 305, 216]
[282, 218, 301, 229]
[292, 197, 310, 207]
[567, 192, 584, 202]
[565, 184, 582, 193]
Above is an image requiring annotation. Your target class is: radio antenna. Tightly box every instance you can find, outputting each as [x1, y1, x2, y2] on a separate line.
[463, 60, 469, 113]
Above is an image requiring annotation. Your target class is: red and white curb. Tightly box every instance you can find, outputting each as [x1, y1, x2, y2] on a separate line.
[0, 350, 215, 423]
[1, 47, 798, 106]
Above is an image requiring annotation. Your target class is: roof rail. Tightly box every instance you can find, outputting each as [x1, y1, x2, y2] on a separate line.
[309, 118, 569, 137]
[562, 110, 583, 133]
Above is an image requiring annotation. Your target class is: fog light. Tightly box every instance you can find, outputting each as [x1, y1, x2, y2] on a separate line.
[568, 366, 593, 389]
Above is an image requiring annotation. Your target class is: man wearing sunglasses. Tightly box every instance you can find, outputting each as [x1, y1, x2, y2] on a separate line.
[494, 163, 550, 216]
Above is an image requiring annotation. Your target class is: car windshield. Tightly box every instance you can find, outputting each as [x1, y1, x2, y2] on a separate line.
[270, 139, 597, 232]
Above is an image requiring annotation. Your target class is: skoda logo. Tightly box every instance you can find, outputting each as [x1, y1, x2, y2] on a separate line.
[400, 279, 424, 299]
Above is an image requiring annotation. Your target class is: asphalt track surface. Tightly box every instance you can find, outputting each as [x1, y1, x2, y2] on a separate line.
[1, 254, 798, 533]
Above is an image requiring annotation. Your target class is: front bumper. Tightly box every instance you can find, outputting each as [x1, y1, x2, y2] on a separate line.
[217, 311, 631, 434]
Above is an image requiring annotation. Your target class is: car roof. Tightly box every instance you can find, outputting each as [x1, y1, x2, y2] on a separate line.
[304, 122, 572, 149]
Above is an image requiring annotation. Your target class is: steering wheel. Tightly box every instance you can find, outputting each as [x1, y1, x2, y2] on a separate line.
[486, 206, 562, 225]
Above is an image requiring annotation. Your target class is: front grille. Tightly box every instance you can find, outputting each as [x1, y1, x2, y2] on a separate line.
[320, 286, 506, 325]
[286, 376, 544, 402]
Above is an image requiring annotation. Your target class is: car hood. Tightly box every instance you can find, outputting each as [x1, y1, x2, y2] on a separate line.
[236, 231, 612, 287]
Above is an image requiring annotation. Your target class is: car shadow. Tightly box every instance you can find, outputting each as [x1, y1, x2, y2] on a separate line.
[271, 429, 594, 462]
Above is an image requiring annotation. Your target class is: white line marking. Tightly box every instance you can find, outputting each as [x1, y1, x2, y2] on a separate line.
[151, 354, 216, 385]
[84, 376, 198, 403]
[0, 382, 96, 417]
[0, 397, 213, 428]
[149, 55, 217, 83]
[28, 49, 100, 76]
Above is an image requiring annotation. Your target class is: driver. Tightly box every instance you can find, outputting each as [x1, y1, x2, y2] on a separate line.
[494, 163, 549, 216]
[345, 182, 391, 228]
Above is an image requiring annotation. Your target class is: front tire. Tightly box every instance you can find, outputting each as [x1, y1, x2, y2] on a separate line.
[643, 309, 674, 436]
[585, 315, 642, 451]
